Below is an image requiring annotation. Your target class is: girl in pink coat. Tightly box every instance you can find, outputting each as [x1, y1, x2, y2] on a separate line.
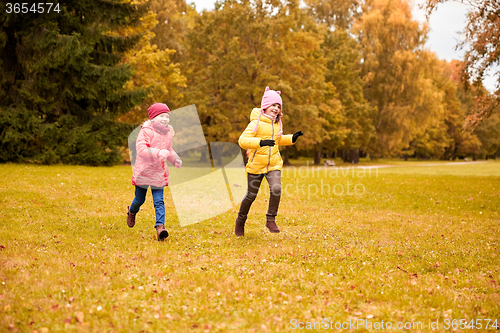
[126, 103, 182, 241]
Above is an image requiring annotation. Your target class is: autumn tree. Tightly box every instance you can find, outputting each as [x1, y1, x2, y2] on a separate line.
[182, 0, 337, 164]
[475, 112, 500, 158]
[0, 0, 147, 165]
[304, 0, 376, 163]
[118, 1, 188, 124]
[409, 60, 481, 159]
[354, 0, 445, 157]
[149, 0, 198, 63]
[304, 0, 360, 30]
[424, 0, 500, 130]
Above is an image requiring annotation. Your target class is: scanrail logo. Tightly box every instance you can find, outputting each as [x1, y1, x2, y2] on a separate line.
[128, 105, 247, 226]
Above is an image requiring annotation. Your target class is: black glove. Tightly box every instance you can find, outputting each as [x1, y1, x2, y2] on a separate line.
[260, 139, 275, 147]
[292, 131, 303, 143]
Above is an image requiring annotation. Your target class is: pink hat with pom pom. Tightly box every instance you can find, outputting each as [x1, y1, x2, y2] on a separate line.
[253, 87, 283, 136]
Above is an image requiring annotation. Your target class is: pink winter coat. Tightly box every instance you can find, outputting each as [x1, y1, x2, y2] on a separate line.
[132, 120, 179, 187]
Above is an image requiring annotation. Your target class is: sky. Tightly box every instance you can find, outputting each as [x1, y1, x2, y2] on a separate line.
[188, 0, 498, 92]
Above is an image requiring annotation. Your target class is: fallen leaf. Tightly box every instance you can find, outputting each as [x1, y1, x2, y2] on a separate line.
[76, 311, 84, 323]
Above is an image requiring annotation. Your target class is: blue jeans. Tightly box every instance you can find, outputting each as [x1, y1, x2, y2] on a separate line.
[129, 186, 165, 227]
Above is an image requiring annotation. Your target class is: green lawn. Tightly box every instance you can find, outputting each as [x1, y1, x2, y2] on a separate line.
[1, 161, 499, 332]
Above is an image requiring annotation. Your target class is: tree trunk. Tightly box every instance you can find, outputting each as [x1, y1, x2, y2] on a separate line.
[350, 148, 359, 164]
[314, 149, 321, 165]
[200, 150, 208, 163]
[212, 144, 223, 166]
[342, 149, 350, 163]
[283, 146, 291, 166]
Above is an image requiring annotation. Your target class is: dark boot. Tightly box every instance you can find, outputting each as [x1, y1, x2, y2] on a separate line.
[127, 206, 136, 228]
[265, 217, 280, 233]
[155, 225, 169, 241]
[235, 218, 245, 236]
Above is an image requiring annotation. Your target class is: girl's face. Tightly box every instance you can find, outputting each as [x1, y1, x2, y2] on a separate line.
[152, 113, 170, 127]
[263, 103, 281, 118]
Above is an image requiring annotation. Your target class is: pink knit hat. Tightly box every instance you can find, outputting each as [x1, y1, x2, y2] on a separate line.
[148, 103, 170, 120]
[261, 86, 282, 110]
[253, 87, 283, 136]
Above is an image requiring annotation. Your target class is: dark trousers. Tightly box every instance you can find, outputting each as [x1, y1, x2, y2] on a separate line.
[237, 170, 281, 223]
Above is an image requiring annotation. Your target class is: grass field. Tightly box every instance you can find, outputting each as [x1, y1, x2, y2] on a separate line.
[1, 160, 499, 332]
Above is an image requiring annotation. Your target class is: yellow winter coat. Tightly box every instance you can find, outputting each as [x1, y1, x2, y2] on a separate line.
[238, 108, 295, 174]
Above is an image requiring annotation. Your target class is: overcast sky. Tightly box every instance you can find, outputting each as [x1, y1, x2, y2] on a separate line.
[188, 0, 498, 92]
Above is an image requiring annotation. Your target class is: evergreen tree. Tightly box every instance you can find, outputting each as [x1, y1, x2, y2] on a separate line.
[0, 0, 147, 165]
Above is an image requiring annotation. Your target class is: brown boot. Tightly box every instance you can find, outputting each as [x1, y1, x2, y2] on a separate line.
[235, 218, 245, 236]
[127, 206, 136, 228]
[265, 219, 280, 233]
[155, 225, 169, 241]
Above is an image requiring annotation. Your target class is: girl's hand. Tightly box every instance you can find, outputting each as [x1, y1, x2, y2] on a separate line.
[174, 159, 182, 169]
[158, 149, 170, 160]
[292, 131, 303, 143]
[260, 139, 275, 147]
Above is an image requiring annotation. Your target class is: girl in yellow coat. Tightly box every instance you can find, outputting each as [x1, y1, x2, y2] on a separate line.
[235, 87, 303, 236]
